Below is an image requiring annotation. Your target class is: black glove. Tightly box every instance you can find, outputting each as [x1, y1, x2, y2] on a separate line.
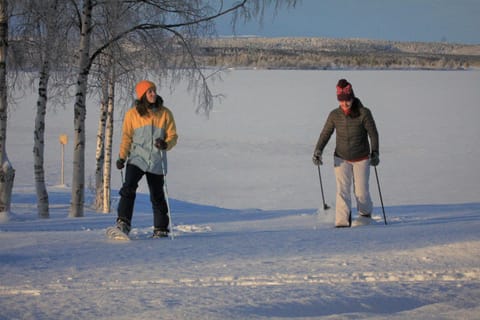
[155, 138, 168, 150]
[116, 158, 125, 170]
[312, 150, 323, 166]
[370, 152, 379, 166]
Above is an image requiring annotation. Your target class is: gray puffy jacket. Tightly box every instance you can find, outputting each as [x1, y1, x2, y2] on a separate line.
[314, 98, 379, 161]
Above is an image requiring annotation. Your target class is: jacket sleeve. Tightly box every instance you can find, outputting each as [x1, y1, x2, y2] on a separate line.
[363, 108, 379, 154]
[164, 108, 178, 151]
[119, 110, 134, 160]
[314, 111, 335, 154]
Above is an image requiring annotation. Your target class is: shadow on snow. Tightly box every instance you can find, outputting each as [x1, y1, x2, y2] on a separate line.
[2, 188, 480, 234]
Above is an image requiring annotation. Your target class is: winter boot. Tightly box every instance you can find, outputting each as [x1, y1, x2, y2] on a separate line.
[152, 228, 169, 238]
[116, 218, 131, 235]
[335, 211, 352, 228]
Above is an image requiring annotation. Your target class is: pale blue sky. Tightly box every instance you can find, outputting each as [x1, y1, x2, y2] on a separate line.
[215, 0, 480, 44]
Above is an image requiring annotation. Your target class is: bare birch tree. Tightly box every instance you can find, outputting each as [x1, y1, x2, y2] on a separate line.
[69, 0, 92, 217]
[31, 0, 62, 218]
[11, 0, 76, 218]
[94, 78, 108, 211]
[33, 48, 50, 218]
[102, 66, 115, 213]
[93, 0, 131, 213]
[0, 0, 15, 218]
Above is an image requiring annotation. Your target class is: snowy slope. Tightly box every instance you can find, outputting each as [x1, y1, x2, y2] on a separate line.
[1, 70, 479, 319]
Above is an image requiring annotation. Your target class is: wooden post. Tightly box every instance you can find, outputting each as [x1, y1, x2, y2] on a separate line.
[59, 134, 68, 185]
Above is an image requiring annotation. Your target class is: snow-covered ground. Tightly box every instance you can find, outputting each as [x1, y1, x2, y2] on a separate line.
[1, 70, 479, 319]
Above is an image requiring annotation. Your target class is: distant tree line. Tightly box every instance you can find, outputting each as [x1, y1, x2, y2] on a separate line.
[195, 37, 480, 70]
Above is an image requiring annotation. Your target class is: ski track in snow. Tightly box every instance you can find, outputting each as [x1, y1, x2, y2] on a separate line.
[2, 268, 479, 297]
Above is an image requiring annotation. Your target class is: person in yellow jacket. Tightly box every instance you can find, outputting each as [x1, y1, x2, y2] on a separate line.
[113, 80, 178, 238]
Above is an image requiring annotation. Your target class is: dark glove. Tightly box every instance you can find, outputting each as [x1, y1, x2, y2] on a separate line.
[116, 158, 125, 170]
[312, 150, 323, 166]
[370, 152, 379, 166]
[155, 138, 168, 150]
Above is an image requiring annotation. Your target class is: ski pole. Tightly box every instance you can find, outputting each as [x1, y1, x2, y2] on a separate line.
[317, 165, 330, 210]
[374, 166, 387, 225]
[160, 150, 174, 239]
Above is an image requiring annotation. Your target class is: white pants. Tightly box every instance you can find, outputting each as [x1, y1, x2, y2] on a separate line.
[334, 156, 373, 227]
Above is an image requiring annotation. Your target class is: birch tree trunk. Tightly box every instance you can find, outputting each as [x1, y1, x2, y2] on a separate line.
[102, 68, 115, 213]
[33, 58, 50, 218]
[94, 80, 107, 212]
[69, 0, 92, 218]
[32, 0, 61, 219]
[0, 0, 15, 218]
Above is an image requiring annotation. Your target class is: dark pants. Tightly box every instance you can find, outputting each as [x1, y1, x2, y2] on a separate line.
[117, 164, 169, 231]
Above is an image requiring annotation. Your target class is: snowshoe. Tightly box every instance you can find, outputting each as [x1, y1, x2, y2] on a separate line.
[352, 214, 373, 227]
[106, 219, 131, 241]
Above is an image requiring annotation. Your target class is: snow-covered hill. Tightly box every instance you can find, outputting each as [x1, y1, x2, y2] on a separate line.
[1, 70, 479, 319]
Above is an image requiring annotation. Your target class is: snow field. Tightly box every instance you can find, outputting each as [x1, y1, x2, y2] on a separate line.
[1, 70, 479, 319]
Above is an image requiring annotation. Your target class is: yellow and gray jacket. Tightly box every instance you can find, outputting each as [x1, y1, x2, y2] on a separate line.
[119, 105, 178, 175]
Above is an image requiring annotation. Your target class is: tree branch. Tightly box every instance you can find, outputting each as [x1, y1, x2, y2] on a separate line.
[87, 0, 248, 71]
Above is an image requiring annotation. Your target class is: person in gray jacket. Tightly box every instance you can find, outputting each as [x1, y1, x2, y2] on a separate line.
[313, 79, 379, 227]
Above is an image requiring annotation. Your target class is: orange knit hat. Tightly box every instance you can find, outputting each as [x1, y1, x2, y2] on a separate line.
[135, 80, 156, 99]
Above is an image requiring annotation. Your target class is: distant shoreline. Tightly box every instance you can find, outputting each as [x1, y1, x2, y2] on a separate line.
[195, 37, 480, 70]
